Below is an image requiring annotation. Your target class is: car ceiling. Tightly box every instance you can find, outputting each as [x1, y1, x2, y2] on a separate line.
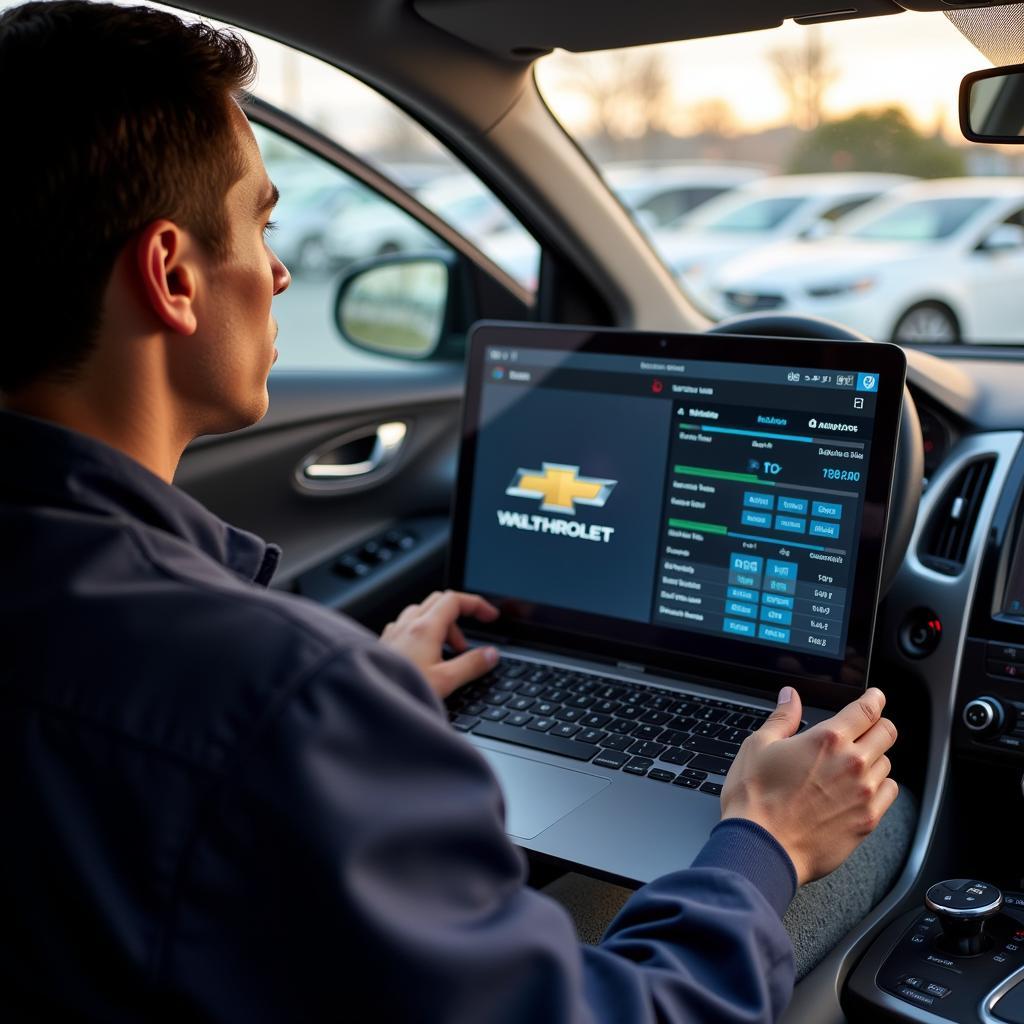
[416, 0, 907, 57]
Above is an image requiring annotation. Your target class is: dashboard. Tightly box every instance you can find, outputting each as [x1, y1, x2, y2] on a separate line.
[794, 347, 1024, 1024]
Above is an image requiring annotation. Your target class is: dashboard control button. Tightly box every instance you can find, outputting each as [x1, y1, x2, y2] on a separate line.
[926, 879, 1003, 956]
[997, 734, 1024, 750]
[988, 642, 1024, 662]
[963, 697, 1005, 734]
[987, 658, 1024, 680]
[899, 610, 942, 658]
[896, 985, 935, 1007]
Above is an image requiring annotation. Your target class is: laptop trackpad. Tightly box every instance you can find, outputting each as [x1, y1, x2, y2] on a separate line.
[480, 748, 610, 840]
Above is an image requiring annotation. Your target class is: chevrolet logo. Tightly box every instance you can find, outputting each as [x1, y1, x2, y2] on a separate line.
[505, 463, 616, 515]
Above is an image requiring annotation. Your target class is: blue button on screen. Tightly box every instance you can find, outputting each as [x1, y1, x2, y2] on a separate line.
[775, 515, 807, 534]
[810, 519, 841, 540]
[777, 496, 808, 515]
[741, 510, 772, 529]
[743, 491, 774, 510]
[811, 501, 842, 520]
[726, 601, 757, 618]
[856, 372, 879, 392]
[767, 559, 799, 580]
[724, 618, 756, 637]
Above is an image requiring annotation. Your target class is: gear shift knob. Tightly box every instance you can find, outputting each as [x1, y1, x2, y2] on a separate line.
[925, 879, 1003, 956]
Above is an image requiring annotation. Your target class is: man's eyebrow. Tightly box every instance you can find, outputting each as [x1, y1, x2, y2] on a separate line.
[257, 183, 280, 216]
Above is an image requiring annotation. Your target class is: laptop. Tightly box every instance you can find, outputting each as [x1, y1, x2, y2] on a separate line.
[444, 321, 906, 885]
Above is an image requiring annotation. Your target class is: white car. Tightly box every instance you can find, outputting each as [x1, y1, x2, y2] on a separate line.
[653, 173, 913, 315]
[603, 162, 766, 232]
[712, 177, 1024, 343]
[323, 173, 519, 266]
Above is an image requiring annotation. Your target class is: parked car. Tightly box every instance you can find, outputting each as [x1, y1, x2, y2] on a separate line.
[322, 173, 519, 267]
[653, 172, 914, 315]
[603, 162, 766, 232]
[262, 172, 365, 274]
[711, 177, 1024, 342]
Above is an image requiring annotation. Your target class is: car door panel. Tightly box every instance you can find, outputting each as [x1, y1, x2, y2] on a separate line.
[175, 369, 464, 628]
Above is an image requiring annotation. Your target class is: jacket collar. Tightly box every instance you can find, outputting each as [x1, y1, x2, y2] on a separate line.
[0, 409, 280, 586]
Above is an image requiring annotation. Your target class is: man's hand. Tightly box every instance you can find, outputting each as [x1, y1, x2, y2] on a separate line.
[720, 686, 898, 886]
[380, 590, 500, 699]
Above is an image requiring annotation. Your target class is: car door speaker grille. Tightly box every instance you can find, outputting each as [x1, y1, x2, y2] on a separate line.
[920, 457, 994, 575]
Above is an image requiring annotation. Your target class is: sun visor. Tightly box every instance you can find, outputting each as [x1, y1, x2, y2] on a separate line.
[941, 3, 1024, 66]
[413, 0, 905, 58]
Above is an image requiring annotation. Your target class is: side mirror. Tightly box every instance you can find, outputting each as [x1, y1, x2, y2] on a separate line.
[961, 63, 1024, 143]
[334, 252, 466, 360]
[977, 222, 1024, 252]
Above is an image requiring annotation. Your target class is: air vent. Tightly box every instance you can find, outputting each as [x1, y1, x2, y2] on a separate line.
[920, 457, 995, 575]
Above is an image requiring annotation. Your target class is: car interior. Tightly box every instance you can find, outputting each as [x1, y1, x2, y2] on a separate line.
[113, 0, 1024, 1020]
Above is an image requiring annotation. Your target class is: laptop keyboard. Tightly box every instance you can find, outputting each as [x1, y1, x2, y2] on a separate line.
[446, 656, 795, 796]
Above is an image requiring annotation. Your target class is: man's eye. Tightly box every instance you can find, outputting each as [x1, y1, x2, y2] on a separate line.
[263, 219, 278, 236]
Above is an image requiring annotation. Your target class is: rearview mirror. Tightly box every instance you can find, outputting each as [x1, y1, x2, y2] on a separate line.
[960, 63, 1024, 143]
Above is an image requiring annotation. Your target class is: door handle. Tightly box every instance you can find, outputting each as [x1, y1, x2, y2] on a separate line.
[299, 421, 408, 488]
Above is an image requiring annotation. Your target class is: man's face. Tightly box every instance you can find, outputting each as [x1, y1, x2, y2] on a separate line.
[177, 102, 290, 436]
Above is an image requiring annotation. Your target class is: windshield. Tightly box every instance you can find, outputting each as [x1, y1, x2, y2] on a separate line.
[537, 12, 1024, 348]
[845, 197, 991, 241]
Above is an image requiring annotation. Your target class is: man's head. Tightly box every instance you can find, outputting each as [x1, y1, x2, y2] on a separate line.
[1, 1, 289, 441]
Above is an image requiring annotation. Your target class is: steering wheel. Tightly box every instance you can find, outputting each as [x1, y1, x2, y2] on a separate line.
[706, 312, 923, 597]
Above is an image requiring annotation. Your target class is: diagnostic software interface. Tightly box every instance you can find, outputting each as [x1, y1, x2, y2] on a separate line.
[462, 345, 883, 661]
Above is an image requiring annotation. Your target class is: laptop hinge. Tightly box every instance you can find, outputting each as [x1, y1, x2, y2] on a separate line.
[616, 660, 646, 673]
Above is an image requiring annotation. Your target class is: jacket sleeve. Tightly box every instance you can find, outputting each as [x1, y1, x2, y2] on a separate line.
[162, 642, 796, 1024]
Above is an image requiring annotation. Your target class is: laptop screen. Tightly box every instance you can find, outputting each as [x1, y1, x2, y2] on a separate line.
[449, 322, 907, 709]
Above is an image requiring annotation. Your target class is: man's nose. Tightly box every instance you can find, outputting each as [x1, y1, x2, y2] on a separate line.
[272, 249, 291, 296]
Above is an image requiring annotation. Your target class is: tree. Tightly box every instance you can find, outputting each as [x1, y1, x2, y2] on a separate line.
[543, 48, 673, 155]
[684, 98, 739, 139]
[769, 26, 837, 132]
[786, 107, 966, 177]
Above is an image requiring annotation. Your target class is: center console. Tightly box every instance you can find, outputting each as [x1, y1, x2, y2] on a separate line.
[836, 435, 1024, 1024]
[845, 880, 1024, 1022]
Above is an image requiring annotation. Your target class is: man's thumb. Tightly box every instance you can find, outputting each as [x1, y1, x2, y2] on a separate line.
[757, 686, 803, 740]
[431, 646, 499, 699]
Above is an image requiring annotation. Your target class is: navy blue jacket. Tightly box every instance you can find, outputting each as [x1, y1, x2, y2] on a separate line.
[0, 409, 797, 1022]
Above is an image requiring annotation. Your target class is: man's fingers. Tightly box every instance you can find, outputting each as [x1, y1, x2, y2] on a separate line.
[854, 717, 898, 763]
[866, 777, 899, 832]
[394, 603, 421, 626]
[864, 754, 892, 790]
[431, 646, 499, 698]
[424, 591, 500, 631]
[418, 591, 446, 613]
[755, 686, 804, 742]
[446, 621, 468, 653]
[824, 688, 886, 742]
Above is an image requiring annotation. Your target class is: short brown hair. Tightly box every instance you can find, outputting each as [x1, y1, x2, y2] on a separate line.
[0, 1, 256, 393]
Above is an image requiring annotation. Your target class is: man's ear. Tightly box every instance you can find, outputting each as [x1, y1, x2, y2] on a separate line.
[135, 220, 199, 336]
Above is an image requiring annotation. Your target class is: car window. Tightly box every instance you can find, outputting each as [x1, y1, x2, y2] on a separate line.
[846, 197, 991, 241]
[695, 195, 805, 233]
[252, 123, 451, 372]
[820, 197, 872, 222]
[61, 1, 541, 372]
[536, 14, 1024, 347]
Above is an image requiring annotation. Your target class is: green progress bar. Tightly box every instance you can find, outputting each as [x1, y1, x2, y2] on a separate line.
[668, 518, 729, 535]
[674, 465, 776, 486]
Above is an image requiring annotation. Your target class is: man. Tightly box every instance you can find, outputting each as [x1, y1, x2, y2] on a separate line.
[0, 3, 898, 1021]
